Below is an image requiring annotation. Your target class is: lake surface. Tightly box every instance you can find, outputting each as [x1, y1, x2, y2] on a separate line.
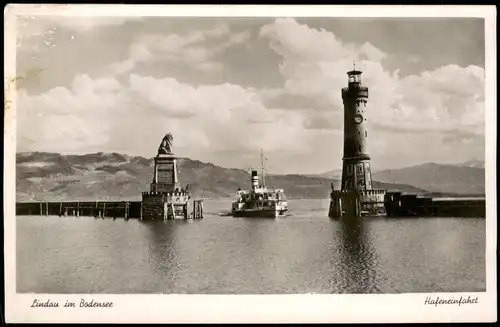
[17, 199, 486, 294]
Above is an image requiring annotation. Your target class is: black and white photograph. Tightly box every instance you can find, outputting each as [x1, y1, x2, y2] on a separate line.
[4, 4, 497, 324]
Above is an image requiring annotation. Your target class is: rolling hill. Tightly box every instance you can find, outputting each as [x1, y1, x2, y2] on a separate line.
[15, 152, 427, 202]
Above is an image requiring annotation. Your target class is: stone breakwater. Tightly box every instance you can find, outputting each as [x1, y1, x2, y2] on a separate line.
[384, 192, 486, 218]
[329, 190, 486, 218]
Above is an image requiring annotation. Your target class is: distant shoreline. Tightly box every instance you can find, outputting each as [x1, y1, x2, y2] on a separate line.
[16, 193, 486, 203]
[16, 152, 485, 200]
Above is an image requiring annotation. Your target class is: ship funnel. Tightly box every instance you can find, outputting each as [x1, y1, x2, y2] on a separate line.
[251, 170, 259, 189]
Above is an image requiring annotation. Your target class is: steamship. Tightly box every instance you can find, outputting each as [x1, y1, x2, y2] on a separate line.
[231, 152, 288, 218]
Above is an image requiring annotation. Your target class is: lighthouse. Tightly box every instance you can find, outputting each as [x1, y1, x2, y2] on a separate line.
[340, 66, 373, 191]
[329, 64, 386, 219]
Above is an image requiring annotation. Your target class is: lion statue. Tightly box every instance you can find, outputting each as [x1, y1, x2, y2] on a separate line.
[157, 133, 174, 155]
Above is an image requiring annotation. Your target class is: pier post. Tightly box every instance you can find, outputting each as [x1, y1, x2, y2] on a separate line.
[45, 201, 49, 216]
[103, 203, 106, 218]
[348, 192, 360, 218]
[192, 200, 204, 219]
[169, 203, 175, 220]
[342, 191, 360, 219]
[338, 198, 343, 218]
[59, 202, 62, 217]
[125, 202, 129, 219]
[329, 195, 343, 219]
[354, 196, 361, 218]
[76, 202, 80, 217]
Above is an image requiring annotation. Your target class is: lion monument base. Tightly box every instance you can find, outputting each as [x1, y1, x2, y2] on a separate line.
[141, 133, 203, 220]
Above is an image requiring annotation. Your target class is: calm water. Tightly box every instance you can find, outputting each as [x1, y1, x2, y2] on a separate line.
[17, 199, 486, 294]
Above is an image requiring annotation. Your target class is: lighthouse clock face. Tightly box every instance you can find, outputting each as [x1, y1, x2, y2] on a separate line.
[354, 114, 363, 124]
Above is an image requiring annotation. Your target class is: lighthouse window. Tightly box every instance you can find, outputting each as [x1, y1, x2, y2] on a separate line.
[365, 131, 367, 137]
[359, 145, 362, 152]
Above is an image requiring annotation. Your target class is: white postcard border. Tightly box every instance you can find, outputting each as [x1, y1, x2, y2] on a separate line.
[4, 4, 497, 323]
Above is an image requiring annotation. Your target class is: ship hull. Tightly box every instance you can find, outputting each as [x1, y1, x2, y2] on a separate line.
[231, 208, 287, 218]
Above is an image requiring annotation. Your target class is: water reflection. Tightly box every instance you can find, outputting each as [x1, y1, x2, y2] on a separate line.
[140, 220, 188, 291]
[333, 217, 379, 293]
[16, 207, 486, 294]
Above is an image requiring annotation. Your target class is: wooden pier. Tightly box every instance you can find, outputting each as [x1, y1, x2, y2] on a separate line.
[16, 200, 204, 220]
[16, 201, 143, 218]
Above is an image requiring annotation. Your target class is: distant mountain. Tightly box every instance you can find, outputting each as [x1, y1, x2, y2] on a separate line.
[15, 152, 426, 202]
[317, 160, 486, 196]
[372, 162, 485, 195]
[317, 167, 384, 179]
[316, 169, 342, 179]
[454, 159, 485, 169]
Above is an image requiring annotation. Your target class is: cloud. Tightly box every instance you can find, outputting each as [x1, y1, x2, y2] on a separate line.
[259, 18, 485, 140]
[18, 15, 141, 34]
[17, 16, 141, 50]
[15, 17, 486, 173]
[408, 55, 422, 64]
[195, 61, 224, 73]
[360, 42, 387, 62]
[17, 73, 312, 167]
[253, 18, 485, 170]
[107, 59, 136, 76]
[302, 112, 343, 131]
[107, 24, 251, 75]
[17, 75, 121, 152]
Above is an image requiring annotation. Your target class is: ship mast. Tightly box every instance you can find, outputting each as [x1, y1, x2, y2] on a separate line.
[261, 149, 266, 187]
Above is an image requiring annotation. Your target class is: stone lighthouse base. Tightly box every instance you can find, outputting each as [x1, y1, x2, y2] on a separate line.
[329, 189, 387, 219]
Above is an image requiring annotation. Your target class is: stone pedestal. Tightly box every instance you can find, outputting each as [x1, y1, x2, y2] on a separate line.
[142, 191, 191, 220]
[140, 138, 203, 220]
[150, 154, 180, 193]
[141, 153, 202, 220]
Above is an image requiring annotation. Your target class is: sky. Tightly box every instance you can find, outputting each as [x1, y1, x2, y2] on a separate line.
[15, 16, 486, 174]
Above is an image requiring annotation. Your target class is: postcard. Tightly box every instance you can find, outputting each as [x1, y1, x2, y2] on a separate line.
[4, 4, 497, 323]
